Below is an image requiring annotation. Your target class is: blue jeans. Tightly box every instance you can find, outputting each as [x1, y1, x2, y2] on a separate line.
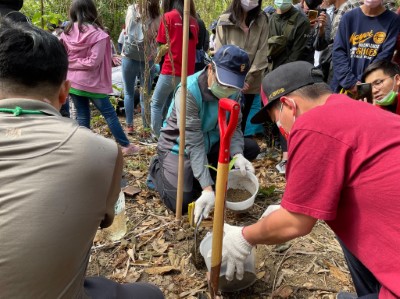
[150, 74, 180, 137]
[122, 57, 153, 128]
[70, 94, 130, 147]
[60, 98, 70, 118]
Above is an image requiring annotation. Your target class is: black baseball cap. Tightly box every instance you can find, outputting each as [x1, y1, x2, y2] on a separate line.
[213, 45, 250, 90]
[251, 61, 324, 124]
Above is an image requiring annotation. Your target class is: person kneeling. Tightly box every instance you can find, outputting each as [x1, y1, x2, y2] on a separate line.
[148, 45, 260, 222]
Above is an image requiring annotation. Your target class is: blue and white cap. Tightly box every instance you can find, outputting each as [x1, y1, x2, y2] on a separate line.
[212, 45, 250, 90]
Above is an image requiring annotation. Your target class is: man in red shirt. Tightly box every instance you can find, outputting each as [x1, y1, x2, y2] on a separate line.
[222, 61, 400, 298]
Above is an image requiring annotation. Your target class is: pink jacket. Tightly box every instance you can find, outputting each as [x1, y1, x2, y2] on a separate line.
[60, 23, 112, 94]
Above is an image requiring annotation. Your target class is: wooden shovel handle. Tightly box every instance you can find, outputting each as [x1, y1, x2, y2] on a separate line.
[209, 98, 240, 298]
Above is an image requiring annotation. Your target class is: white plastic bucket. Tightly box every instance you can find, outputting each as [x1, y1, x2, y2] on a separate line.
[102, 190, 127, 241]
[199, 232, 257, 292]
[226, 170, 259, 212]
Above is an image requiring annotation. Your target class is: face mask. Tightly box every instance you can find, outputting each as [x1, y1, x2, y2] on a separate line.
[241, 0, 259, 12]
[274, 0, 292, 10]
[375, 79, 398, 106]
[376, 91, 397, 106]
[276, 99, 296, 140]
[276, 119, 290, 140]
[209, 79, 239, 99]
[363, 0, 382, 8]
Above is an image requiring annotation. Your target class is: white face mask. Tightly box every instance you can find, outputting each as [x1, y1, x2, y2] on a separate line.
[276, 98, 296, 140]
[241, 0, 259, 12]
[363, 0, 382, 8]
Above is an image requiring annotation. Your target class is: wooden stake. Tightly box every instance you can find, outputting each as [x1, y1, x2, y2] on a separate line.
[175, 0, 190, 220]
[40, 0, 44, 29]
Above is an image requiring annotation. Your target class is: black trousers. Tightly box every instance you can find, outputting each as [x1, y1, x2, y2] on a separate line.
[84, 276, 164, 299]
[241, 94, 256, 135]
[148, 138, 260, 214]
[338, 238, 380, 298]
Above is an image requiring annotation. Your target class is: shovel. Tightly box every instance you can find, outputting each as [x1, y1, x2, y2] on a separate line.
[209, 98, 240, 298]
[189, 201, 205, 268]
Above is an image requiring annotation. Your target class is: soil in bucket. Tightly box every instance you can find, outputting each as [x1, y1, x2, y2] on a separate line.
[226, 188, 252, 202]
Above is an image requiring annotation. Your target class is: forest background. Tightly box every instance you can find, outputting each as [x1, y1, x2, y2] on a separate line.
[21, 0, 250, 43]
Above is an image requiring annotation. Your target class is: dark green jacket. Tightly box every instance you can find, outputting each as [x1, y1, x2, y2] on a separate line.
[267, 6, 310, 71]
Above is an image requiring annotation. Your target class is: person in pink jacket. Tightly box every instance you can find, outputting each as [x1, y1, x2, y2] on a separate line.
[60, 0, 139, 156]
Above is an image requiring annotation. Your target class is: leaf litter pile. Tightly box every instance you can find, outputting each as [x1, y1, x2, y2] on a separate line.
[88, 111, 355, 299]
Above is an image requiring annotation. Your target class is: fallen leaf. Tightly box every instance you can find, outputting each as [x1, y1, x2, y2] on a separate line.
[137, 198, 146, 205]
[152, 239, 170, 254]
[144, 265, 180, 275]
[141, 219, 160, 226]
[130, 260, 149, 266]
[176, 230, 186, 241]
[153, 255, 164, 265]
[324, 261, 349, 283]
[125, 269, 141, 282]
[272, 285, 294, 298]
[127, 248, 135, 262]
[302, 282, 314, 289]
[281, 269, 295, 276]
[256, 271, 266, 279]
[123, 186, 141, 197]
[168, 250, 178, 267]
[128, 170, 145, 178]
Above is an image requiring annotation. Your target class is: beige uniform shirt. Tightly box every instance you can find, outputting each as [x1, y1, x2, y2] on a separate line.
[0, 99, 123, 298]
[215, 12, 270, 94]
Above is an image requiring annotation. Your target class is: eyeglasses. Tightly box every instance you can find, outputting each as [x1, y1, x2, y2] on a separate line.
[370, 76, 394, 89]
[275, 102, 283, 127]
[276, 99, 291, 123]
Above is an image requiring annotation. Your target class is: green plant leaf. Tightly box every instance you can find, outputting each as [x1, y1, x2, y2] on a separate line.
[204, 164, 218, 172]
[258, 186, 276, 197]
[205, 156, 237, 173]
[228, 157, 237, 171]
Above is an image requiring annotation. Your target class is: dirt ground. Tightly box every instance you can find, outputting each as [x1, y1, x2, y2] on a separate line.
[88, 112, 355, 299]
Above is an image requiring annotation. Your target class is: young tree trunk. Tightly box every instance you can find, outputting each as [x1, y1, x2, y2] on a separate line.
[40, 0, 44, 29]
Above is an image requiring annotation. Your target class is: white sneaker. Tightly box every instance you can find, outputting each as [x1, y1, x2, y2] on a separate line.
[275, 160, 287, 175]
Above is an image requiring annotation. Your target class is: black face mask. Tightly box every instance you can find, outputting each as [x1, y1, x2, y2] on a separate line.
[0, 0, 24, 11]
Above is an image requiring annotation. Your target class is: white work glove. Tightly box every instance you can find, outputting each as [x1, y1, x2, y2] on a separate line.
[233, 153, 255, 176]
[194, 190, 215, 224]
[222, 224, 253, 281]
[260, 204, 281, 219]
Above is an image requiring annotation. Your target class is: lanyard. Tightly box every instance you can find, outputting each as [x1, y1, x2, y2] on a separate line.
[0, 106, 44, 116]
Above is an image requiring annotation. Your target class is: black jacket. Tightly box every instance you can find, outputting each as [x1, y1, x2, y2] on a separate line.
[196, 17, 209, 52]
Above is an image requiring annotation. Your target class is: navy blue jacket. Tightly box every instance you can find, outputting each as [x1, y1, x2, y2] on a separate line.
[331, 8, 400, 92]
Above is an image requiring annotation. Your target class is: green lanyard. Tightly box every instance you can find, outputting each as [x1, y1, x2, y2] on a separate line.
[0, 106, 44, 116]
